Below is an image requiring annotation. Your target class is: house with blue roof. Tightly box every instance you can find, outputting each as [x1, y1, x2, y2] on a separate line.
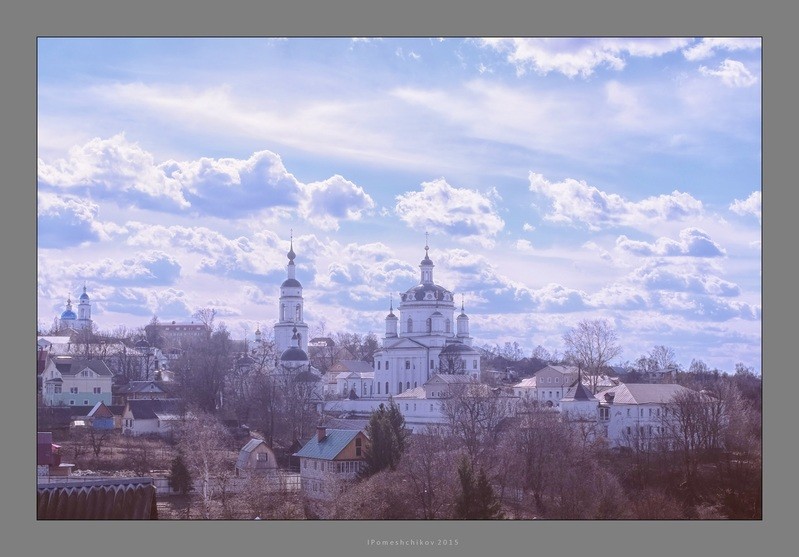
[293, 426, 369, 500]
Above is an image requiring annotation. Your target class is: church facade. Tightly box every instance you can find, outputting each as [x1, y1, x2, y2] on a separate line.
[371, 241, 481, 398]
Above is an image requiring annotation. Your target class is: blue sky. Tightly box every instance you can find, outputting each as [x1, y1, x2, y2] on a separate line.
[37, 37, 762, 372]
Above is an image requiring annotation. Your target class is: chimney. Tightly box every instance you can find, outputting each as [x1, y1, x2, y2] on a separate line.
[317, 426, 326, 442]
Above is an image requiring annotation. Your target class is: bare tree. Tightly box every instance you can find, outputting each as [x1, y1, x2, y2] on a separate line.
[563, 319, 622, 394]
[175, 324, 234, 413]
[178, 411, 233, 519]
[439, 381, 512, 465]
[650, 345, 677, 371]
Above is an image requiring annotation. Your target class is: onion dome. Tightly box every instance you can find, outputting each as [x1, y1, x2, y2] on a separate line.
[281, 278, 302, 288]
[287, 232, 296, 264]
[79, 285, 90, 301]
[280, 346, 309, 362]
[60, 298, 76, 320]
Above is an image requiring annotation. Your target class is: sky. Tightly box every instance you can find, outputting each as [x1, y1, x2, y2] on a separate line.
[37, 37, 762, 373]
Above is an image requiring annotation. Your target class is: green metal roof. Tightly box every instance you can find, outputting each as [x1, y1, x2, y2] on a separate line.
[292, 429, 362, 460]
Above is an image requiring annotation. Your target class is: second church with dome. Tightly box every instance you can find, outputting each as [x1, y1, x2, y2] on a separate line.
[371, 239, 481, 398]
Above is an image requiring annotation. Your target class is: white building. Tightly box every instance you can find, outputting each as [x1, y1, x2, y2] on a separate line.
[40, 355, 113, 407]
[595, 383, 697, 448]
[372, 241, 481, 398]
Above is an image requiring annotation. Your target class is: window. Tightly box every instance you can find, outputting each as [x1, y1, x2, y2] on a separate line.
[599, 407, 610, 421]
[430, 404, 434, 411]
[54, 385, 61, 394]
[377, 382, 381, 394]
[627, 408, 631, 417]
[426, 318, 432, 333]
[445, 319, 451, 333]
[84, 400, 89, 405]
[93, 387, 101, 394]
[386, 361, 389, 370]
[640, 408, 644, 417]
[257, 452, 268, 462]
[69, 400, 75, 405]
[355, 437, 362, 457]
[377, 361, 381, 370]
[626, 426, 631, 435]
[414, 382, 417, 389]
[473, 360, 477, 369]
[649, 408, 653, 417]
[385, 381, 389, 394]
[405, 404, 409, 411]
[405, 360, 411, 370]
[398, 382, 402, 393]
[407, 318, 413, 333]
[70, 387, 78, 394]
[406, 381, 410, 390]
[431, 359, 435, 369]
[657, 408, 661, 416]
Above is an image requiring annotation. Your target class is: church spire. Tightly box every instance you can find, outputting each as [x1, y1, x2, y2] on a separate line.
[420, 233, 434, 284]
[287, 228, 296, 263]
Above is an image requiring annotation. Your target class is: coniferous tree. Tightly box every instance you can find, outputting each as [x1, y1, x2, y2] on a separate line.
[454, 456, 503, 519]
[360, 398, 408, 478]
[168, 452, 194, 495]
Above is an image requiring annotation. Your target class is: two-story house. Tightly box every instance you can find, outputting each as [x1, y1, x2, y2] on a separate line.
[293, 426, 369, 500]
[40, 355, 113, 407]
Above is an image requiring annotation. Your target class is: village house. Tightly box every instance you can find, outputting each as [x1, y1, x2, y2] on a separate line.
[122, 399, 188, 436]
[40, 355, 113, 407]
[293, 426, 369, 500]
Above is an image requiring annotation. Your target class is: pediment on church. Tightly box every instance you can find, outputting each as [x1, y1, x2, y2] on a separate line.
[384, 337, 428, 350]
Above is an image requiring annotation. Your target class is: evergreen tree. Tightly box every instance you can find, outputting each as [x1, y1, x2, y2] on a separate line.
[168, 452, 194, 495]
[359, 398, 408, 478]
[454, 456, 503, 519]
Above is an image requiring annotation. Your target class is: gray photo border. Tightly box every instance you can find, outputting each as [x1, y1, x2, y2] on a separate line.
[5, 0, 792, 556]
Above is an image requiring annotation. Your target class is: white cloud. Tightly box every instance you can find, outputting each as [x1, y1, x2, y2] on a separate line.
[38, 134, 188, 209]
[616, 228, 726, 258]
[480, 38, 691, 78]
[395, 178, 505, 246]
[730, 190, 761, 222]
[529, 172, 703, 230]
[522, 222, 535, 232]
[39, 136, 377, 230]
[699, 59, 758, 88]
[67, 251, 183, 286]
[682, 38, 761, 61]
[300, 175, 376, 231]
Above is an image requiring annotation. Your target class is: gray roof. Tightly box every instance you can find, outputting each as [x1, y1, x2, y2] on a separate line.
[562, 381, 597, 402]
[599, 383, 693, 405]
[50, 356, 113, 377]
[236, 438, 273, 469]
[332, 360, 374, 374]
[293, 429, 364, 460]
[394, 386, 427, 399]
[37, 478, 157, 519]
[126, 399, 186, 419]
[280, 346, 309, 361]
[426, 373, 476, 384]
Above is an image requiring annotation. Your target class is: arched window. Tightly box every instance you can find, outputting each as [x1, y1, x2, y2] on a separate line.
[377, 382, 381, 394]
[414, 381, 417, 388]
[406, 381, 410, 390]
[385, 381, 389, 394]
[407, 318, 413, 333]
[295, 305, 301, 321]
[445, 319, 451, 333]
[398, 382, 402, 393]
[281, 304, 286, 320]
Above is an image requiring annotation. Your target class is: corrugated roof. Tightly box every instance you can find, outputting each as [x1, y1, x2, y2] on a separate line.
[513, 377, 537, 388]
[37, 479, 158, 519]
[293, 429, 362, 460]
[334, 360, 374, 374]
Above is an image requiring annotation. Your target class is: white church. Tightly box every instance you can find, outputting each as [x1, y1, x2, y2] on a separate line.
[268, 235, 484, 430]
